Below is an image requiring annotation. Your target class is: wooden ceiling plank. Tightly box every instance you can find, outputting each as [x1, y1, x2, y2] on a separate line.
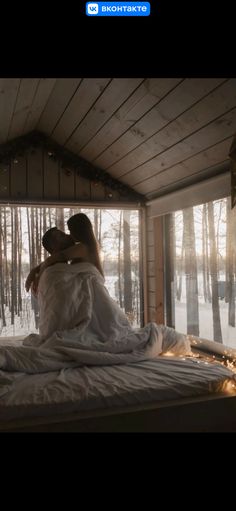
[0, 79, 21, 144]
[115, 108, 236, 187]
[78, 78, 182, 161]
[66, 78, 146, 154]
[7, 79, 40, 141]
[109, 79, 235, 178]
[94, 78, 225, 170]
[52, 78, 111, 145]
[37, 78, 82, 135]
[133, 137, 232, 194]
[22, 79, 57, 135]
[143, 160, 229, 199]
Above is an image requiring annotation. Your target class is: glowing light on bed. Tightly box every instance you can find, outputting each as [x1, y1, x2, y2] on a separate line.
[162, 351, 175, 357]
[225, 358, 236, 374]
[223, 380, 236, 395]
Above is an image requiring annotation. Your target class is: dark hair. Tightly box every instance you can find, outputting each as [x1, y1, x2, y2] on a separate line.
[67, 213, 104, 277]
[42, 227, 57, 254]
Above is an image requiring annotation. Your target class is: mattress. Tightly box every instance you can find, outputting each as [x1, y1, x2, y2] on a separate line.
[0, 337, 235, 422]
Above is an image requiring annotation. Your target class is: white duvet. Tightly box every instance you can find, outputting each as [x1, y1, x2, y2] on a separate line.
[0, 263, 191, 373]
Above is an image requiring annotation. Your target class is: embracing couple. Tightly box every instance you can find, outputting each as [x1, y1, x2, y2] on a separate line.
[9, 211, 190, 373]
[25, 212, 137, 346]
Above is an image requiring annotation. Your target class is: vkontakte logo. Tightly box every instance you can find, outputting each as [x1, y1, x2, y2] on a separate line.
[86, 2, 150, 16]
[87, 3, 99, 14]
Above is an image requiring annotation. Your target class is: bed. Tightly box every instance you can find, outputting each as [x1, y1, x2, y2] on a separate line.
[0, 335, 235, 432]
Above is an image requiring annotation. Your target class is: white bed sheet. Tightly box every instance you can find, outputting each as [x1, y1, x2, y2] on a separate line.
[0, 343, 235, 422]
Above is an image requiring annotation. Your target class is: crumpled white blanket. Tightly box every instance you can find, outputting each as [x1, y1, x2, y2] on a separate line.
[0, 263, 191, 373]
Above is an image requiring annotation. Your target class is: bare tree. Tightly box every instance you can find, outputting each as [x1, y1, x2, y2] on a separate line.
[183, 207, 199, 336]
[226, 198, 235, 326]
[0, 208, 6, 326]
[123, 210, 132, 316]
[118, 211, 123, 308]
[94, 209, 99, 240]
[3, 208, 10, 307]
[202, 205, 207, 303]
[204, 204, 212, 302]
[10, 208, 15, 324]
[56, 207, 65, 231]
[208, 202, 222, 342]
[176, 224, 184, 301]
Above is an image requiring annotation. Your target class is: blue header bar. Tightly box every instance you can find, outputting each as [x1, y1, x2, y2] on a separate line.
[86, 2, 151, 16]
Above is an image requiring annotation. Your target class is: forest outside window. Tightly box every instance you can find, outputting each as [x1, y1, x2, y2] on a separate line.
[0, 206, 141, 336]
[171, 196, 236, 348]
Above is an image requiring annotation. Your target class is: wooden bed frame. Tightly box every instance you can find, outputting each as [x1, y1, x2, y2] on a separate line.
[1, 391, 236, 432]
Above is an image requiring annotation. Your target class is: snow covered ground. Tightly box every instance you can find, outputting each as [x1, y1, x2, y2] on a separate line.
[174, 272, 236, 348]
[175, 301, 236, 349]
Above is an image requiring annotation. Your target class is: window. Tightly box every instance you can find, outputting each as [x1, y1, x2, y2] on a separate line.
[170, 197, 236, 348]
[0, 206, 142, 336]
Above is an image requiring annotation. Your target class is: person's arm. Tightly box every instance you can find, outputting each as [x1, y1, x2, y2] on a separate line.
[25, 264, 41, 292]
[38, 243, 89, 277]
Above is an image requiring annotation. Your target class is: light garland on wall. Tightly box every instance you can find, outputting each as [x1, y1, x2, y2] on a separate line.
[0, 131, 145, 203]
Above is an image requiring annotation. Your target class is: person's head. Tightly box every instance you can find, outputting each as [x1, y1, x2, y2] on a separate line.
[67, 213, 104, 277]
[67, 213, 94, 245]
[42, 227, 74, 254]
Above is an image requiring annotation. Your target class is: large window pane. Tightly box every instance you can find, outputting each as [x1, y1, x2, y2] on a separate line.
[0, 207, 141, 336]
[172, 197, 236, 348]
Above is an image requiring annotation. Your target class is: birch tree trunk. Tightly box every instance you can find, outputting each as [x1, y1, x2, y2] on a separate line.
[123, 210, 132, 316]
[208, 202, 223, 342]
[183, 207, 199, 336]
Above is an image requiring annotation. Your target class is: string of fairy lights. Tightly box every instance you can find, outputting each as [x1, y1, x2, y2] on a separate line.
[0, 131, 145, 202]
[163, 335, 236, 393]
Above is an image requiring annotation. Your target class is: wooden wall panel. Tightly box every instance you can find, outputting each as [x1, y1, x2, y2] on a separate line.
[43, 151, 59, 200]
[10, 156, 27, 199]
[104, 186, 121, 202]
[148, 292, 156, 308]
[147, 230, 154, 247]
[0, 146, 136, 205]
[75, 174, 91, 201]
[147, 246, 154, 261]
[148, 307, 157, 322]
[146, 210, 165, 325]
[154, 216, 164, 324]
[148, 276, 156, 292]
[59, 165, 76, 201]
[91, 181, 106, 201]
[0, 164, 10, 198]
[147, 262, 155, 277]
[27, 148, 43, 199]
[146, 206, 156, 322]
